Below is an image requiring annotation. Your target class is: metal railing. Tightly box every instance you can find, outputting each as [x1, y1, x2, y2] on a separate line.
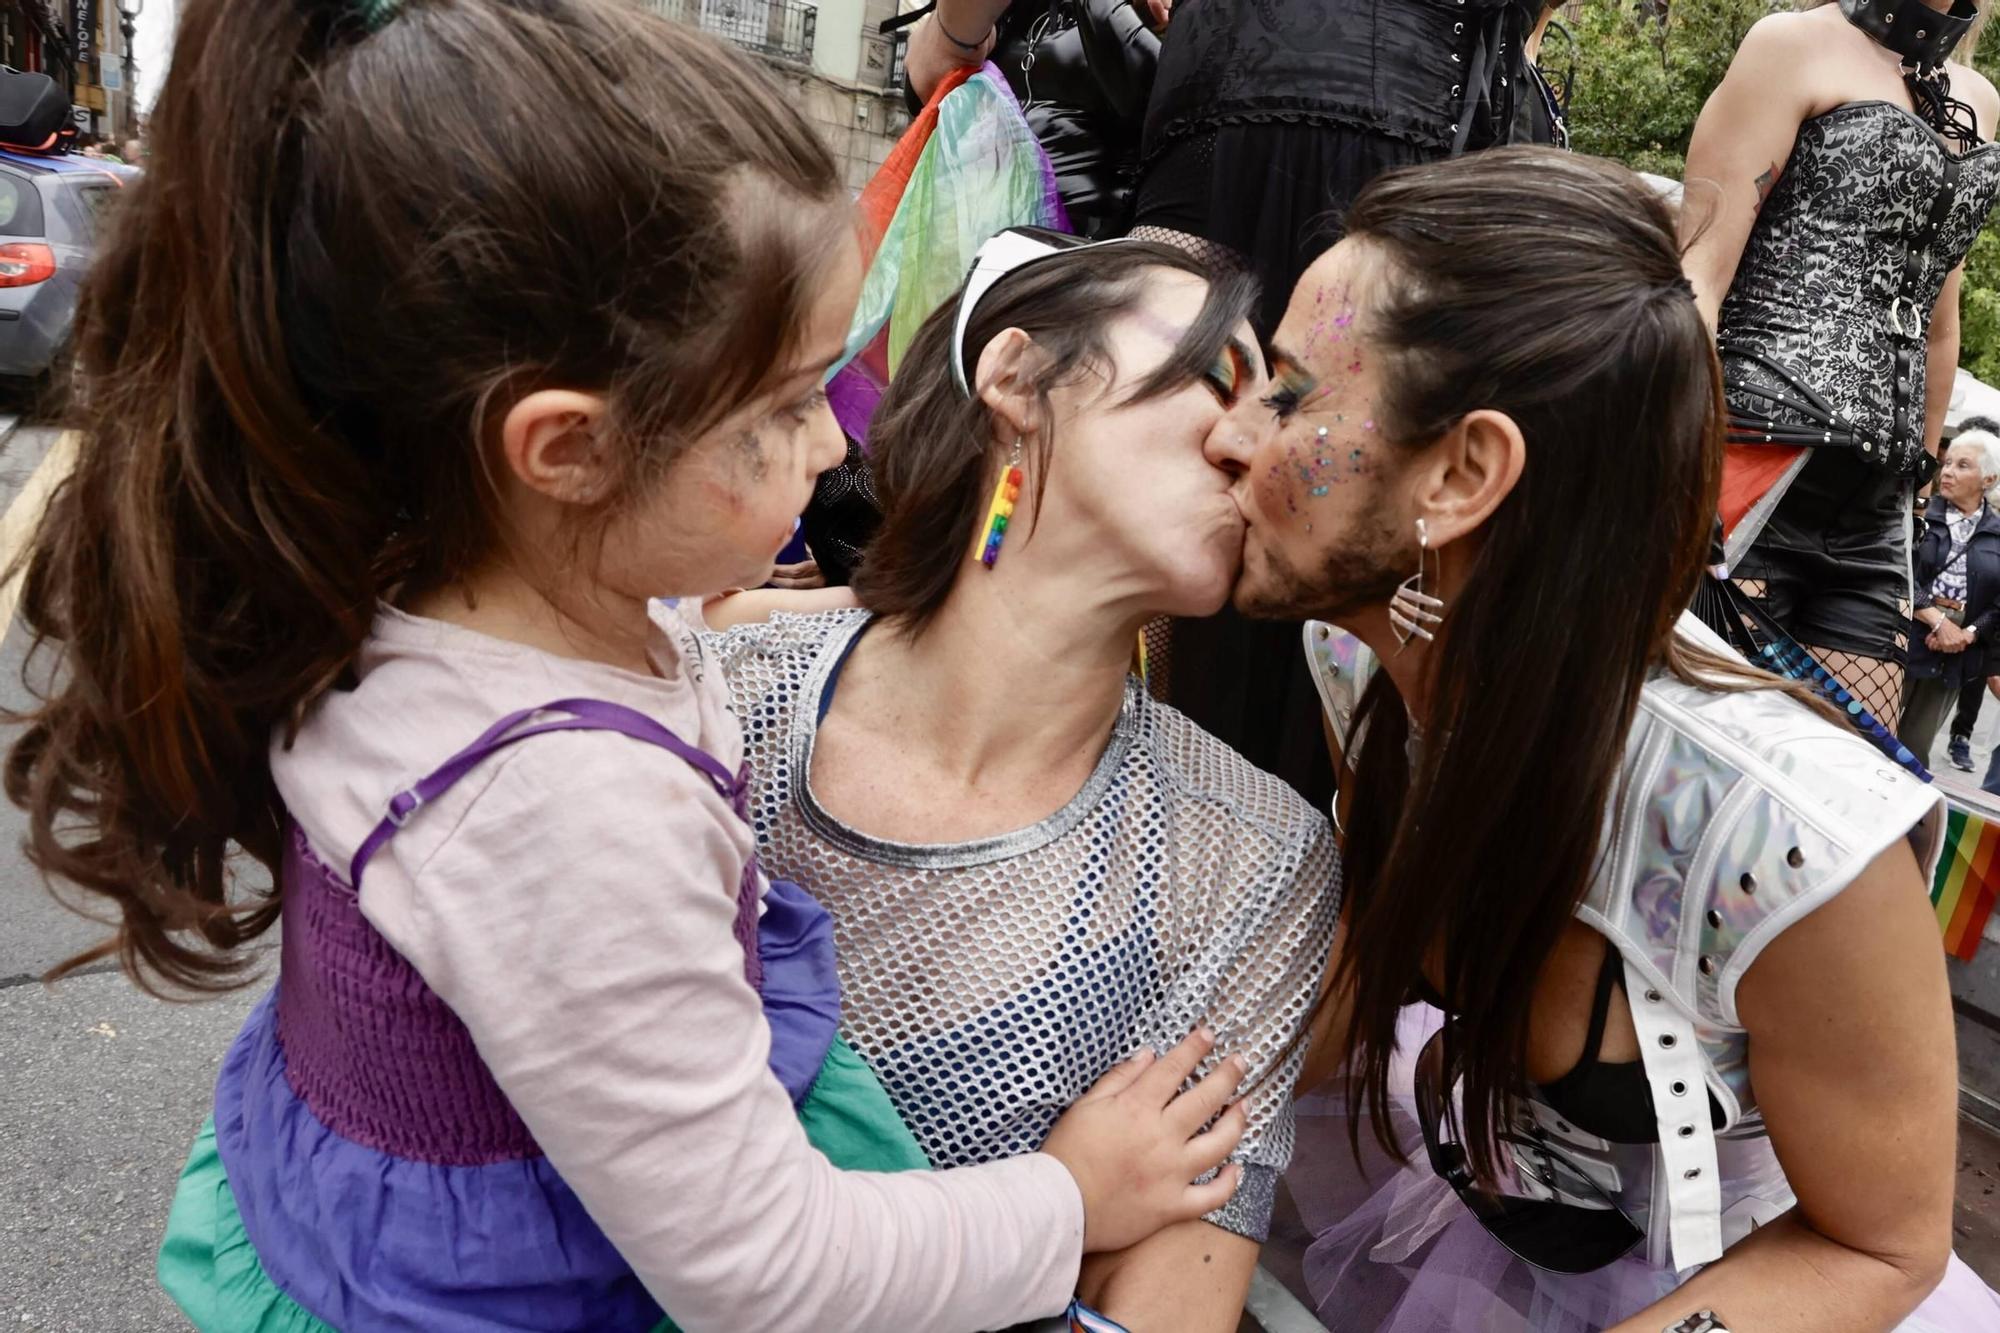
[648, 0, 817, 67]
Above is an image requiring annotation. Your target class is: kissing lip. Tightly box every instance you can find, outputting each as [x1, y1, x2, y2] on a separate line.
[1224, 484, 1257, 530]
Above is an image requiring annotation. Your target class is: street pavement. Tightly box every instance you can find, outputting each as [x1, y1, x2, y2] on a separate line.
[0, 421, 260, 1332]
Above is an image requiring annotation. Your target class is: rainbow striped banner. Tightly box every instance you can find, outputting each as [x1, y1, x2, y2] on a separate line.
[1933, 803, 2000, 962]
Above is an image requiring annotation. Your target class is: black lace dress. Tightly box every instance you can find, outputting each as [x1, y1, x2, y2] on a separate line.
[1725, 101, 2000, 658]
[1134, 0, 1558, 332]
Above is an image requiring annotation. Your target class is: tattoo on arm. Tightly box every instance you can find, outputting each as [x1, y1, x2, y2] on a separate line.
[1752, 162, 1779, 212]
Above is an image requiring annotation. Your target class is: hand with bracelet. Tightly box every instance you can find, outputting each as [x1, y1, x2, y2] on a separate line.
[904, 0, 999, 102]
[1920, 604, 1976, 653]
[905, 0, 1170, 103]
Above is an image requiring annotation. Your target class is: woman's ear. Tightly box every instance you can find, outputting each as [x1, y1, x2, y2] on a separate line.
[974, 328, 1046, 442]
[1411, 407, 1527, 549]
[499, 390, 616, 505]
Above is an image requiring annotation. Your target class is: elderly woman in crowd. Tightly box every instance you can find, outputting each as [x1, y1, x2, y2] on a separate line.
[1901, 429, 2000, 768]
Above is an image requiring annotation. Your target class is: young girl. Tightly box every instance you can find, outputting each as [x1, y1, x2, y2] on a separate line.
[6, 1, 1249, 1330]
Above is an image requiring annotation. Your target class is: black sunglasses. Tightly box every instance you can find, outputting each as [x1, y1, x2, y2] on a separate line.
[1413, 1021, 1645, 1275]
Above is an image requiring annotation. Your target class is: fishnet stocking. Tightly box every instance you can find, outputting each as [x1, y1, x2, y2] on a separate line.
[1807, 647, 1906, 731]
[1127, 225, 1246, 273]
[1730, 578, 1907, 728]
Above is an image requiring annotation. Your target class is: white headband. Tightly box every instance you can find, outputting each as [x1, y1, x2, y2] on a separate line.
[949, 230, 1137, 394]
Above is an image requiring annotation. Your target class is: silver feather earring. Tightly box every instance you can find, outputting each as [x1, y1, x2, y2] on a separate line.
[1389, 517, 1444, 650]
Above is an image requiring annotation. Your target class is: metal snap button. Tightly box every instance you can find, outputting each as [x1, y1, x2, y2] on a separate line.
[1705, 910, 1723, 929]
[1787, 846, 1804, 868]
[1698, 955, 1716, 976]
[1451, 84, 1462, 96]
[1454, 21, 1463, 32]
[1739, 872, 1756, 894]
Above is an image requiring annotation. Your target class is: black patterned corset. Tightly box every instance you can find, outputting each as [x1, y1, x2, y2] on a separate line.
[1719, 101, 2000, 462]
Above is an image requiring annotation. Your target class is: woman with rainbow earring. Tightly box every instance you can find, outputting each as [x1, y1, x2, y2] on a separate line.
[707, 228, 1342, 1332]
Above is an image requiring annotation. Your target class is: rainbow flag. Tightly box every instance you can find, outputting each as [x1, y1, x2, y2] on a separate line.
[824, 61, 1068, 450]
[1932, 804, 2000, 961]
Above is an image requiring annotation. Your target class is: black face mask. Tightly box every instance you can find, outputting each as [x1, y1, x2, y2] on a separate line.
[1839, 0, 1984, 152]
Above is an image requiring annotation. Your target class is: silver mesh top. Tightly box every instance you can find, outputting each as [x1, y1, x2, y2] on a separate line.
[708, 609, 1342, 1240]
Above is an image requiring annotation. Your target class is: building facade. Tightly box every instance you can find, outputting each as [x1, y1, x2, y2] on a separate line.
[0, 1, 139, 146]
[645, 0, 910, 191]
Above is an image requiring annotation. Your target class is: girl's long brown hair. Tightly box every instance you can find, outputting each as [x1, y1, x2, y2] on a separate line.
[1332, 148, 1762, 1179]
[6, 0, 847, 994]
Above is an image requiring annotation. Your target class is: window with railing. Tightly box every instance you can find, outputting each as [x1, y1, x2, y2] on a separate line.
[647, 0, 817, 67]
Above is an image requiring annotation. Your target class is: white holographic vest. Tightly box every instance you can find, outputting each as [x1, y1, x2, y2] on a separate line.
[1304, 612, 1944, 1272]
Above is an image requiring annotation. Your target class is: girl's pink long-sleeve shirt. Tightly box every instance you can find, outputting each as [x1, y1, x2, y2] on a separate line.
[269, 601, 1084, 1332]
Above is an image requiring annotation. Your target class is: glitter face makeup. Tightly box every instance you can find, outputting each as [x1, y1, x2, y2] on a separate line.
[1247, 283, 1385, 529]
[1302, 282, 1358, 360]
[1225, 241, 1424, 621]
[1262, 422, 1375, 517]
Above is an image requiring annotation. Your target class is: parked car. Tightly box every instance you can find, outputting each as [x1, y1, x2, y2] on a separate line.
[0, 147, 135, 383]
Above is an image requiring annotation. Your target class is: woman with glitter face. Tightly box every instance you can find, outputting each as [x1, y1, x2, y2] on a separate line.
[1211, 146, 1995, 1332]
[705, 233, 1342, 1332]
[1689, 0, 2000, 733]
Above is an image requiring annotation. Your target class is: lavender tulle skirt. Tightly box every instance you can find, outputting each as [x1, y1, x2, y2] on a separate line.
[1280, 1005, 2000, 1332]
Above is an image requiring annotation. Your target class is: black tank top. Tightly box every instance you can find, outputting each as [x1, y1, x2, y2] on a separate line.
[1413, 939, 1727, 1145]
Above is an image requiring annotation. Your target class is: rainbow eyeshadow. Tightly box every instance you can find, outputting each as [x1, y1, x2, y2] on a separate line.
[1205, 342, 1249, 403]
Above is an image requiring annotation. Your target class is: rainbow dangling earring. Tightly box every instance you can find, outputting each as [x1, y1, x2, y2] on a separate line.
[977, 438, 1025, 568]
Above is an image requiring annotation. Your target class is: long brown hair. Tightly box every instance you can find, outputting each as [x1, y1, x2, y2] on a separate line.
[1333, 148, 1733, 1178]
[6, 0, 848, 993]
[856, 240, 1258, 634]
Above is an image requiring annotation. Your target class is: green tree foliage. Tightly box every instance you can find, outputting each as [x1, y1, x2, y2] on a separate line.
[1960, 20, 2000, 383]
[1559, 0, 1776, 179]
[1558, 0, 2000, 375]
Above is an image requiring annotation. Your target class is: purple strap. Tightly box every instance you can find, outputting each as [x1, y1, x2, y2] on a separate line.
[349, 698, 742, 887]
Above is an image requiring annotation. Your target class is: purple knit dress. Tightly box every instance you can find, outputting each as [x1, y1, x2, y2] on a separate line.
[206, 699, 838, 1330]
